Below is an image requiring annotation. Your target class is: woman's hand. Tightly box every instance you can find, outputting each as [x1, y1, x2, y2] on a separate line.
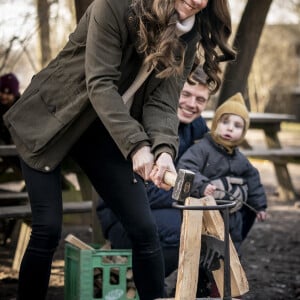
[150, 153, 176, 191]
[132, 146, 154, 181]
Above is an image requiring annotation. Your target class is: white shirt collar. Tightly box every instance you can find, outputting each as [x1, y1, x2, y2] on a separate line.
[176, 15, 196, 36]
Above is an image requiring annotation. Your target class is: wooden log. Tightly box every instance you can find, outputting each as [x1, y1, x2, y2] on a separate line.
[127, 287, 137, 299]
[201, 196, 249, 298]
[12, 221, 31, 271]
[65, 233, 94, 250]
[174, 197, 204, 300]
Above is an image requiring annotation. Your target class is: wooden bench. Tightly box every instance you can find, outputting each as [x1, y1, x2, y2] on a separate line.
[0, 191, 28, 202]
[0, 194, 93, 271]
[203, 111, 299, 201]
[0, 144, 18, 156]
[241, 148, 300, 164]
[0, 199, 92, 219]
[0, 144, 95, 270]
[241, 148, 300, 199]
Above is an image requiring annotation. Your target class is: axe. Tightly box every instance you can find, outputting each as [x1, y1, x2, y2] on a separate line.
[163, 169, 195, 203]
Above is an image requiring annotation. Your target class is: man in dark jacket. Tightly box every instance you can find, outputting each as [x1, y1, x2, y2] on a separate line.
[177, 93, 267, 252]
[97, 65, 210, 277]
[176, 93, 267, 297]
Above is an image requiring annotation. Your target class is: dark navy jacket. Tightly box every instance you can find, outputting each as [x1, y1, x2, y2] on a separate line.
[148, 116, 209, 209]
[177, 133, 267, 212]
[177, 133, 268, 250]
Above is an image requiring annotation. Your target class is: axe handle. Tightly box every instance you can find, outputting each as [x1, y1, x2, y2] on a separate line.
[163, 170, 177, 187]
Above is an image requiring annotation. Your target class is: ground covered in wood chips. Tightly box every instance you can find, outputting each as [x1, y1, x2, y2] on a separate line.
[1, 161, 299, 300]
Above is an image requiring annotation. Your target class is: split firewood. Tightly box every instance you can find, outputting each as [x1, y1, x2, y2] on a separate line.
[127, 280, 136, 288]
[65, 234, 94, 250]
[100, 240, 112, 250]
[126, 268, 133, 280]
[127, 287, 137, 299]
[94, 276, 103, 289]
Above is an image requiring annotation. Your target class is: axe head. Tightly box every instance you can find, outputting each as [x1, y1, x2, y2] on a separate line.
[172, 169, 195, 203]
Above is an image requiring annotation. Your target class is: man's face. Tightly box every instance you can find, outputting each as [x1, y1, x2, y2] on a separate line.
[177, 82, 209, 124]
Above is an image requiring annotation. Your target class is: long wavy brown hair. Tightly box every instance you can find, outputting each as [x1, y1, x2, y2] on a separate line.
[131, 0, 236, 93]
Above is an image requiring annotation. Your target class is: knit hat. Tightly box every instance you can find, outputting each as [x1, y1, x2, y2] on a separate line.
[211, 93, 250, 150]
[0, 73, 20, 97]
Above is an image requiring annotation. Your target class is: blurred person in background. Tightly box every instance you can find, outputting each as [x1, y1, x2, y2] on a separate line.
[0, 73, 20, 145]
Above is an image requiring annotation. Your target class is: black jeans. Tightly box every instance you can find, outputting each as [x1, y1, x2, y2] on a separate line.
[18, 119, 164, 300]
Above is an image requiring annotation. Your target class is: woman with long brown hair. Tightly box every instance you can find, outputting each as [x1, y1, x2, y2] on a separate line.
[4, 1, 235, 299]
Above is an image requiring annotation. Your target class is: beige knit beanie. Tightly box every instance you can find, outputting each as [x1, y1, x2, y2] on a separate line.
[211, 93, 250, 150]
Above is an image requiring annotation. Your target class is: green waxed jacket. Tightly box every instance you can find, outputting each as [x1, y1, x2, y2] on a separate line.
[4, 0, 200, 172]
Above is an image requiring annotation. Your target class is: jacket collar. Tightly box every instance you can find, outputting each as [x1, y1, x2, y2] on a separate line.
[206, 132, 238, 156]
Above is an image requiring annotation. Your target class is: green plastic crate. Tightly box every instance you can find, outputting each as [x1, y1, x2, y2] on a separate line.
[64, 243, 139, 300]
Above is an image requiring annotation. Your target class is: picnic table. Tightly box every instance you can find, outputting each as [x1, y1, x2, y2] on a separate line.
[202, 111, 299, 201]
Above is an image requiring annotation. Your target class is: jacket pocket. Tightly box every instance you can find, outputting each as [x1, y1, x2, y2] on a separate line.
[6, 88, 67, 153]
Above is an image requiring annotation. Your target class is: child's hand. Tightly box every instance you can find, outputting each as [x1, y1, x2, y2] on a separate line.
[204, 184, 217, 196]
[256, 210, 267, 222]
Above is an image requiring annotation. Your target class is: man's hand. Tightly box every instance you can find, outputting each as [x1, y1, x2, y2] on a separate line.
[132, 146, 154, 181]
[150, 153, 176, 191]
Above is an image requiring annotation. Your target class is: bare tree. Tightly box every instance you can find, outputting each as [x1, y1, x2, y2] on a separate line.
[218, 0, 273, 107]
[37, 0, 52, 67]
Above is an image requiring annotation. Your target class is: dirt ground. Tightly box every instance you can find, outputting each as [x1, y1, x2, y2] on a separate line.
[0, 130, 300, 300]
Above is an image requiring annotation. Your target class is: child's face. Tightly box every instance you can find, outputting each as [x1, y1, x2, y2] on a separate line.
[215, 114, 245, 142]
